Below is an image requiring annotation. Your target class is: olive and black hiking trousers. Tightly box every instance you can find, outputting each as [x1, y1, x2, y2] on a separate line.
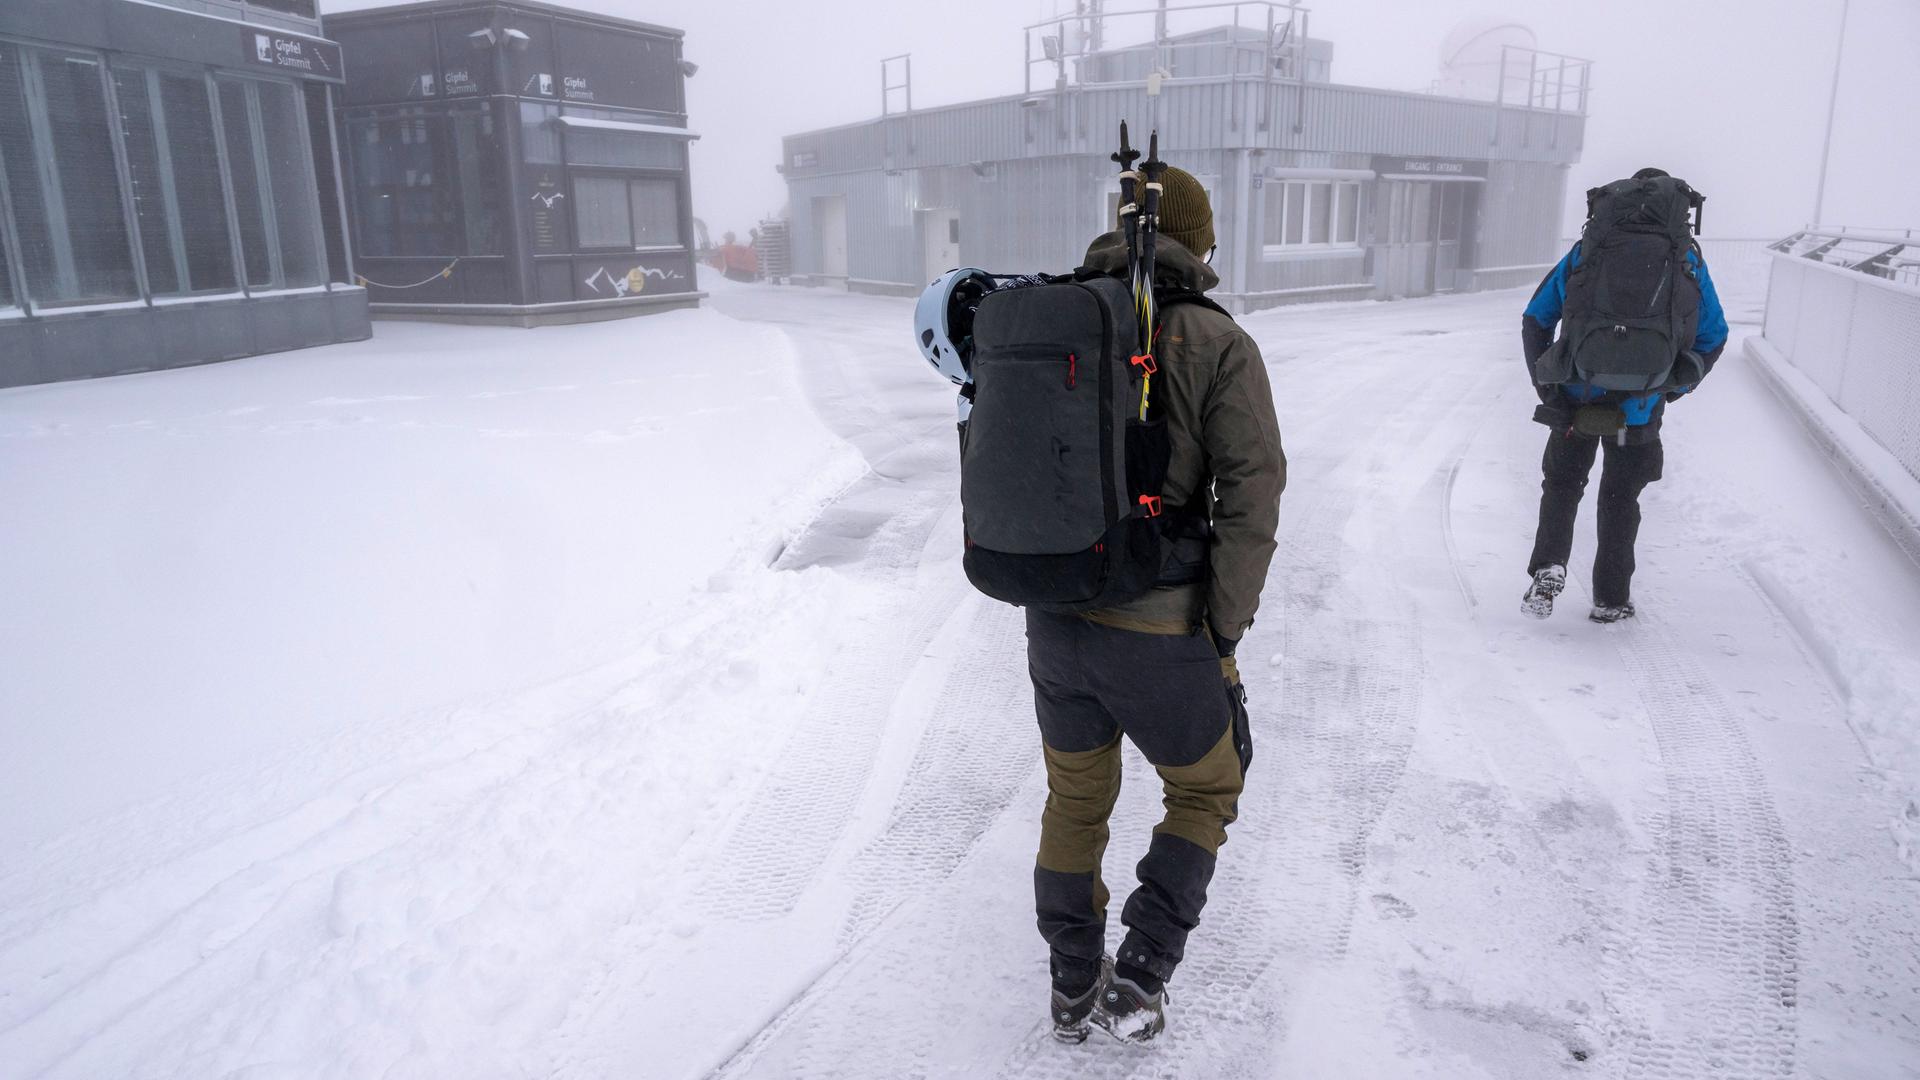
[1026, 609, 1251, 988]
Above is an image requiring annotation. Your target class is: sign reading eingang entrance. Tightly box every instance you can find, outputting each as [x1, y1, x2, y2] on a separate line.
[1370, 155, 1488, 178]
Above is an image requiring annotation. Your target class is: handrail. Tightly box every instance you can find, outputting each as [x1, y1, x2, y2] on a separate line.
[1770, 227, 1920, 287]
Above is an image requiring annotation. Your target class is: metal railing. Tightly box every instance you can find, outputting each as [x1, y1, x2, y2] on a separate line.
[1760, 226, 1920, 484]
[1769, 226, 1920, 288]
[1023, 1, 1310, 95]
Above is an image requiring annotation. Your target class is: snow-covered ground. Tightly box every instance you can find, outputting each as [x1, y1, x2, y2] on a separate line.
[2, 272, 1917, 1078]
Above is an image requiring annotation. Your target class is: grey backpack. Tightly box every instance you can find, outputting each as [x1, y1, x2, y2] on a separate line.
[959, 273, 1218, 611]
[1538, 176, 1705, 393]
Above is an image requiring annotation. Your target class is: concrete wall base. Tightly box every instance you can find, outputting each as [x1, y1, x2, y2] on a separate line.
[0, 288, 371, 389]
[1746, 335, 1920, 570]
[368, 293, 706, 327]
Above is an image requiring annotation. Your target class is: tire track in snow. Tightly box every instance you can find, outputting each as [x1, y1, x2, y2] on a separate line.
[693, 570, 969, 921]
[1603, 618, 1800, 1078]
[703, 600, 1035, 1080]
[695, 297, 972, 922]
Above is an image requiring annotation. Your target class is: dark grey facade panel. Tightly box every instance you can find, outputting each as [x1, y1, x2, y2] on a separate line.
[0, 0, 344, 84]
[0, 290, 371, 388]
[328, 1, 701, 322]
[0, 1, 367, 388]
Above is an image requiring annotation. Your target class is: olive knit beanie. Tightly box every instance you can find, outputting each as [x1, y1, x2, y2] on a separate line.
[1153, 166, 1214, 258]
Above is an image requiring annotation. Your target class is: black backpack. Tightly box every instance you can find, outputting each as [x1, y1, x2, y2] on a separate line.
[1537, 175, 1705, 393]
[959, 272, 1221, 611]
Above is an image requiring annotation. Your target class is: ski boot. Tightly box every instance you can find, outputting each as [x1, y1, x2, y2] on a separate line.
[1091, 971, 1167, 1044]
[1521, 564, 1567, 619]
[1050, 956, 1112, 1043]
[1589, 602, 1636, 624]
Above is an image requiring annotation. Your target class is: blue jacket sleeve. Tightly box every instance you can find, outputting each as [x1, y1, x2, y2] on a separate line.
[1524, 245, 1579, 332]
[1689, 249, 1728, 354]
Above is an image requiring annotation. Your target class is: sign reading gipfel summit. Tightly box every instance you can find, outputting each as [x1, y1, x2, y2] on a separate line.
[242, 29, 345, 83]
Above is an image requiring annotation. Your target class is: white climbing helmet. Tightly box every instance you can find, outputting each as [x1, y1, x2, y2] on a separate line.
[914, 267, 994, 386]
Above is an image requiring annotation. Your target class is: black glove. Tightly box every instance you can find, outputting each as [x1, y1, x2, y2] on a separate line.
[1209, 624, 1239, 658]
[1532, 401, 1574, 429]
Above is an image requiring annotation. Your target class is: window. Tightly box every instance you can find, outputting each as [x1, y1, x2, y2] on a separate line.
[520, 101, 561, 164]
[572, 175, 631, 248]
[572, 173, 684, 250]
[0, 42, 138, 305]
[111, 67, 179, 295]
[1263, 179, 1361, 254]
[0, 231, 14, 309]
[629, 177, 681, 247]
[248, 0, 320, 16]
[109, 66, 239, 296]
[217, 78, 272, 287]
[348, 106, 503, 257]
[564, 128, 683, 170]
[257, 80, 324, 287]
[212, 76, 329, 289]
[163, 73, 239, 292]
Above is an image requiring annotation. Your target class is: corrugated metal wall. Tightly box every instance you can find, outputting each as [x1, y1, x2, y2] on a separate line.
[786, 157, 1108, 286]
[1474, 160, 1569, 274]
[783, 79, 1586, 181]
[780, 73, 1585, 303]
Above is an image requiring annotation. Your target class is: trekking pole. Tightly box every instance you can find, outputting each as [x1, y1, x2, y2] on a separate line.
[1135, 130, 1168, 420]
[1111, 122, 1142, 290]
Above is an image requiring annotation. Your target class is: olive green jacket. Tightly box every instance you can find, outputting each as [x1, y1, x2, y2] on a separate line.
[1078, 232, 1286, 641]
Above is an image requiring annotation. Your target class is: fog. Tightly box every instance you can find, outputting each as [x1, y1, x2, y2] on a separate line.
[329, 0, 1920, 240]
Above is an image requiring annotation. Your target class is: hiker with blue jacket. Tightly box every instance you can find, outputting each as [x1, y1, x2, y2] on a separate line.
[1520, 168, 1728, 623]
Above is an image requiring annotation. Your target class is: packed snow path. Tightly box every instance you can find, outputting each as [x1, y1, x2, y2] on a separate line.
[2, 279, 1918, 1078]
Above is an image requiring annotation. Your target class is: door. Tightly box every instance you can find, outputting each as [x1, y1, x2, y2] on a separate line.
[815, 195, 848, 280]
[1402, 182, 1435, 296]
[920, 208, 961, 283]
[1433, 184, 1469, 291]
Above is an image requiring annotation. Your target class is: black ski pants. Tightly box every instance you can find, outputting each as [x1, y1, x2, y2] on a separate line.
[1528, 429, 1664, 608]
[1025, 610, 1250, 987]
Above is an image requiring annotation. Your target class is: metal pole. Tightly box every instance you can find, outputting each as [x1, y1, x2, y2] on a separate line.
[1812, 0, 1850, 226]
[1292, 9, 1308, 134]
[1522, 49, 1536, 147]
[1491, 44, 1507, 146]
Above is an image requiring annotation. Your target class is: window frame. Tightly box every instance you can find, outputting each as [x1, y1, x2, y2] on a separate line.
[567, 165, 686, 254]
[1261, 178, 1364, 258]
[343, 102, 506, 261]
[0, 34, 340, 316]
[217, 73, 334, 292]
[0, 39, 147, 309]
[109, 59, 252, 299]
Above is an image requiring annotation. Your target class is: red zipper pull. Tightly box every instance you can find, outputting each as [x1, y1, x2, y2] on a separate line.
[1066, 353, 1077, 389]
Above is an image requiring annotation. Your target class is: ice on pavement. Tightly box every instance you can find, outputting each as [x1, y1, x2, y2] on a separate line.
[2, 272, 1917, 1078]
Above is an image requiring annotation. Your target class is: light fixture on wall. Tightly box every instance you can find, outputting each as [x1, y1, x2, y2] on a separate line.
[468, 27, 531, 51]
[679, 59, 699, 78]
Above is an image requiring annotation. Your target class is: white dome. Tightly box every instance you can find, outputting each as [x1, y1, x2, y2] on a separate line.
[1436, 17, 1537, 101]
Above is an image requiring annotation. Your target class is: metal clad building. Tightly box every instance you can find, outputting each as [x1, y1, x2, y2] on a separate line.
[326, 0, 703, 325]
[0, 0, 370, 388]
[780, 3, 1587, 311]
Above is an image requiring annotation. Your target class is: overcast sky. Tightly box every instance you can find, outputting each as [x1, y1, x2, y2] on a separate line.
[327, 0, 1919, 240]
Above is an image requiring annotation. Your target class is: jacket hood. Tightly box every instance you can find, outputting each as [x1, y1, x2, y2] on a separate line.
[1082, 231, 1221, 294]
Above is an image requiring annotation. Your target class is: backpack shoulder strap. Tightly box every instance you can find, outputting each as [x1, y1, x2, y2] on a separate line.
[1155, 289, 1230, 319]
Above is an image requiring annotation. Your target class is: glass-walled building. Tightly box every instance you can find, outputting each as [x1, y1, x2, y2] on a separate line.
[0, 0, 369, 389]
[327, 0, 702, 324]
